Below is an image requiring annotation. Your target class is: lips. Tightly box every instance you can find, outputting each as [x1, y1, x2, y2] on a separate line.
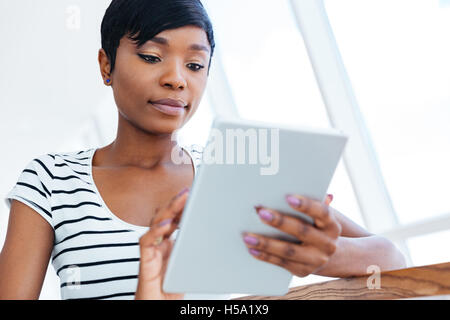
[148, 98, 188, 116]
[150, 98, 187, 108]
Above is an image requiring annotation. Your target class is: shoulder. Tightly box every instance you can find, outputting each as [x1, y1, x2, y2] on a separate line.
[29, 148, 93, 163]
[182, 143, 204, 177]
[53, 148, 94, 160]
[52, 148, 94, 168]
[185, 143, 204, 156]
[19, 147, 94, 184]
[22, 153, 55, 181]
[5, 147, 95, 227]
[184, 143, 204, 166]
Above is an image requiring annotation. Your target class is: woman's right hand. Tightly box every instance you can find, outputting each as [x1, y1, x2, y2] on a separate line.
[135, 187, 190, 300]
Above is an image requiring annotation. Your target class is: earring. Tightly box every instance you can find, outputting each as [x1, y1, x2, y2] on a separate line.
[106, 79, 111, 84]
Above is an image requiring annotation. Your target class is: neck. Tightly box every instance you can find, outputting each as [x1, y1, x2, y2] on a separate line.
[99, 115, 184, 170]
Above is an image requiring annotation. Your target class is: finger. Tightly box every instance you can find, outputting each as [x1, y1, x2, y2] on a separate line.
[164, 220, 181, 241]
[246, 246, 317, 278]
[253, 207, 338, 254]
[139, 219, 175, 249]
[159, 238, 174, 261]
[150, 187, 189, 227]
[160, 239, 175, 276]
[242, 232, 332, 267]
[137, 238, 173, 291]
[157, 207, 182, 242]
[139, 244, 163, 283]
[137, 235, 175, 300]
[285, 194, 339, 234]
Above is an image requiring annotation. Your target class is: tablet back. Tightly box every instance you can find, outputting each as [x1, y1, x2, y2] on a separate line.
[164, 116, 348, 296]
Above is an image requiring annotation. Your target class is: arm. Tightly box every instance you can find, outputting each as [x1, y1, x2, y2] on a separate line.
[0, 200, 54, 299]
[315, 209, 407, 277]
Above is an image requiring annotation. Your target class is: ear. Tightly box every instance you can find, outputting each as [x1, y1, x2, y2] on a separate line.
[98, 48, 112, 85]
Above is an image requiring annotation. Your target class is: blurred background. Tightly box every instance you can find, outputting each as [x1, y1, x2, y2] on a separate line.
[1, 0, 449, 299]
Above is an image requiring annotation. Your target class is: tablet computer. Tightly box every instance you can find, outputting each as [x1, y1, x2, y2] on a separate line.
[164, 116, 348, 296]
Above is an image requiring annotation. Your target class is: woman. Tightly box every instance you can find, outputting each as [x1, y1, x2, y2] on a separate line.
[0, 0, 405, 300]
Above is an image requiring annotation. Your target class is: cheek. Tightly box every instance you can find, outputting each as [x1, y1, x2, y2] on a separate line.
[189, 76, 208, 106]
[113, 55, 153, 106]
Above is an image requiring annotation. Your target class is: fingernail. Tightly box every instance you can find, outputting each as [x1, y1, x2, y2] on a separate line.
[249, 248, 261, 256]
[327, 194, 334, 202]
[258, 209, 273, 222]
[157, 218, 172, 227]
[243, 235, 259, 246]
[286, 195, 302, 207]
[254, 205, 263, 211]
[176, 187, 190, 198]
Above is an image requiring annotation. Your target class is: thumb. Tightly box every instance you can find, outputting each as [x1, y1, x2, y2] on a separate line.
[151, 187, 190, 228]
[139, 246, 163, 282]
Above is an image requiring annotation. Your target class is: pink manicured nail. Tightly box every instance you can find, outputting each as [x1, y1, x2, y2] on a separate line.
[286, 195, 302, 207]
[176, 187, 189, 198]
[258, 209, 273, 222]
[254, 205, 263, 211]
[249, 248, 261, 256]
[158, 218, 172, 227]
[243, 235, 259, 246]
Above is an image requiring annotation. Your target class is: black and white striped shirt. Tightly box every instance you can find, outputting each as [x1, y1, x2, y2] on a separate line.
[4, 144, 207, 300]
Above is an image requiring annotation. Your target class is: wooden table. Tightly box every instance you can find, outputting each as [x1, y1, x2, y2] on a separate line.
[234, 262, 450, 300]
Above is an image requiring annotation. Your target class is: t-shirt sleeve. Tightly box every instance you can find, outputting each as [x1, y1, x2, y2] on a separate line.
[4, 154, 54, 227]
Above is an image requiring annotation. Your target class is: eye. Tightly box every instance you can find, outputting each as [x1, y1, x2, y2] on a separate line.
[138, 54, 161, 64]
[187, 63, 205, 72]
[138, 54, 204, 72]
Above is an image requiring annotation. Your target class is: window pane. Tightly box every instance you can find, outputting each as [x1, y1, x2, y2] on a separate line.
[205, 0, 366, 295]
[204, 0, 364, 227]
[204, 0, 328, 127]
[407, 230, 450, 266]
[325, 0, 450, 225]
[177, 89, 215, 148]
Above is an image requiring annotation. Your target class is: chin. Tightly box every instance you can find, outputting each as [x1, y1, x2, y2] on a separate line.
[144, 120, 184, 136]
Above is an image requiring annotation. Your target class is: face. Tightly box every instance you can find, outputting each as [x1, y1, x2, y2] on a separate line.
[99, 25, 211, 135]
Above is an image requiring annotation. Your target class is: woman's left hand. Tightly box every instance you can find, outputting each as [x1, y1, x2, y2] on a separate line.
[135, 188, 190, 300]
[242, 194, 342, 277]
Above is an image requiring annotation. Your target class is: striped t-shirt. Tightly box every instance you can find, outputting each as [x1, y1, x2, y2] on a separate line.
[4, 144, 222, 300]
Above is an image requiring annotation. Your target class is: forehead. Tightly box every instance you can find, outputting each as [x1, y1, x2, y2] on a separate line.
[154, 26, 209, 43]
[122, 26, 210, 51]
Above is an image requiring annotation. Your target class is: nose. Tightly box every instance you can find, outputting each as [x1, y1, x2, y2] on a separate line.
[159, 61, 187, 90]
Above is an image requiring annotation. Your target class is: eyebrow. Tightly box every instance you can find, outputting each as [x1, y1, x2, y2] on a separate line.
[149, 36, 210, 53]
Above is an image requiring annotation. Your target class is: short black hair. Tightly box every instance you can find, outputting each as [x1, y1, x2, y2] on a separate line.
[101, 0, 215, 75]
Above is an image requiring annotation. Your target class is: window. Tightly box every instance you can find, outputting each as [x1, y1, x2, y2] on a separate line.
[204, 0, 365, 295]
[323, 0, 450, 267]
[177, 88, 215, 148]
[204, 0, 364, 226]
[324, 0, 450, 225]
[407, 230, 450, 266]
[7, 0, 448, 301]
